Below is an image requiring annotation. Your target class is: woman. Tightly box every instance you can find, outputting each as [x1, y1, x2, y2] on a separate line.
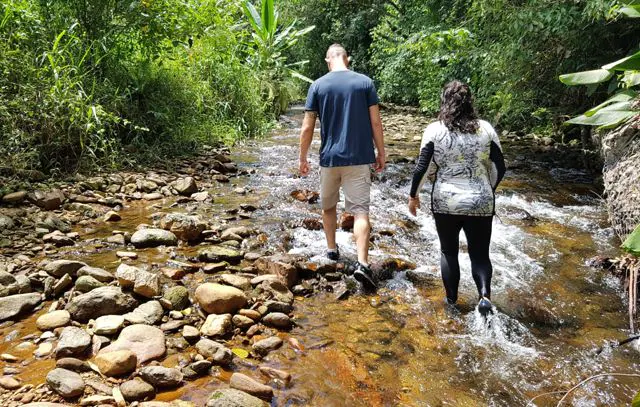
[408, 81, 506, 316]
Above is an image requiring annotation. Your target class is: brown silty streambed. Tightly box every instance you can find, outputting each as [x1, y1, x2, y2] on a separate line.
[0, 106, 638, 406]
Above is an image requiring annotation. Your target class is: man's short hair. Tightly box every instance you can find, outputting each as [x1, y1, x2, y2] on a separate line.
[326, 44, 348, 59]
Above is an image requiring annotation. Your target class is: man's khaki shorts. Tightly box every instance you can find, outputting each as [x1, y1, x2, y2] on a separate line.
[320, 165, 372, 214]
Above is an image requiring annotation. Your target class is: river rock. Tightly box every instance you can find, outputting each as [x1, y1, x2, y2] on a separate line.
[38, 214, 71, 233]
[124, 300, 164, 325]
[139, 366, 183, 388]
[195, 338, 233, 365]
[219, 274, 251, 291]
[258, 366, 291, 383]
[262, 313, 292, 330]
[66, 286, 138, 323]
[182, 325, 200, 342]
[232, 314, 254, 330]
[259, 280, 294, 305]
[75, 275, 105, 293]
[120, 379, 156, 402]
[198, 246, 243, 263]
[46, 368, 85, 398]
[229, 373, 273, 400]
[55, 326, 91, 358]
[0, 214, 14, 230]
[43, 231, 75, 247]
[130, 229, 178, 248]
[134, 270, 160, 298]
[254, 255, 299, 288]
[115, 264, 137, 289]
[207, 388, 268, 407]
[77, 266, 114, 283]
[94, 350, 137, 377]
[159, 213, 207, 241]
[191, 191, 210, 202]
[252, 336, 283, 356]
[0, 293, 42, 321]
[44, 260, 88, 278]
[93, 315, 125, 335]
[23, 404, 70, 407]
[163, 286, 190, 311]
[31, 189, 65, 211]
[36, 310, 71, 331]
[200, 314, 232, 337]
[0, 375, 20, 390]
[99, 324, 165, 364]
[2, 191, 27, 204]
[195, 283, 247, 314]
[174, 177, 198, 196]
[104, 211, 121, 222]
[0, 271, 16, 286]
[53, 273, 73, 296]
[56, 358, 91, 372]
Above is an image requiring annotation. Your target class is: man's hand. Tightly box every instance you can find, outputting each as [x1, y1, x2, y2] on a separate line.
[374, 152, 386, 173]
[299, 158, 310, 176]
[408, 196, 420, 216]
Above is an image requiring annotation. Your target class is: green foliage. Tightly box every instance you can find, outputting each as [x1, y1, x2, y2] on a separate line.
[623, 224, 640, 256]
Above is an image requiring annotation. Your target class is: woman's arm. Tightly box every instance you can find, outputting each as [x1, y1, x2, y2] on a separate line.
[409, 142, 434, 198]
[489, 140, 506, 189]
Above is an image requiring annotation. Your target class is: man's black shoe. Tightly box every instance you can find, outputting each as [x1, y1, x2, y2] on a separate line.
[353, 261, 377, 291]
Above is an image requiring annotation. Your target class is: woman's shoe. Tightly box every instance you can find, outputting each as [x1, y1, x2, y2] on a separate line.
[477, 297, 493, 316]
[326, 246, 340, 261]
[353, 262, 377, 291]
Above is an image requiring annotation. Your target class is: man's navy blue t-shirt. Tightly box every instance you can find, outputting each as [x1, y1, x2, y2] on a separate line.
[304, 70, 379, 167]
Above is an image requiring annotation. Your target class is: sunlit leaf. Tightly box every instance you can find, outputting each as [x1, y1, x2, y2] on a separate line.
[622, 224, 640, 257]
[291, 71, 313, 83]
[585, 90, 637, 116]
[620, 5, 640, 18]
[623, 71, 640, 88]
[231, 348, 249, 358]
[603, 51, 640, 71]
[566, 110, 635, 127]
[559, 69, 613, 85]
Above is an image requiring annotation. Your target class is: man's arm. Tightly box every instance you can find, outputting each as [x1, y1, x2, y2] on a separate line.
[369, 104, 385, 172]
[298, 111, 317, 176]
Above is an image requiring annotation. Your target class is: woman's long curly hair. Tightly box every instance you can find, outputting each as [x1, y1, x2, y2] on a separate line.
[437, 81, 479, 134]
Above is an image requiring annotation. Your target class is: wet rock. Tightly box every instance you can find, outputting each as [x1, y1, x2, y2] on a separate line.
[405, 270, 438, 288]
[302, 218, 322, 230]
[219, 274, 251, 291]
[124, 300, 164, 325]
[34, 342, 54, 357]
[93, 315, 125, 335]
[103, 211, 121, 222]
[182, 325, 200, 342]
[200, 314, 232, 337]
[163, 286, 190, 310]
[66, 286, 138, 323]
[232, 314, 254, 330]
[252, 336, 283, 356]
[56, 358, 91, 372]
[0, 214, 14, 230]
[0, 375, 20, 390]
[99, 324, 166, 364]
[77, 266, 114, 283]
[254, 255, 299, 288]
[38, 214, 71, 233]
[229, 373, 273, 400]
[116, 251, 138, 259]
[46, 368, 85, 398]
[239, 309, 262, 321]
[290, 189, 319, 204]
[95, 350, 137, 377]
[259, 280, 294, 305]
[36, 310, 71, 331]
[2, 191, 27, 204]
[55, 326, 91, 358]
[262, 313, 292, 330]
[115, 264, 160, 298]
[339, 213, 354, 230]
[115, 263, 137, 288]
[258, 366, 291, 383]
[75, 275, 105, 293]
[207, 388, 268, 407]
[137, 179, 159, 193]
[160, 213, 207, 241]
[120, 379, 156, 402]
[31, 189, 65, 211]
[195, 283, 248, 314]
[139, 366, 183, 389]
[44, 260, 87, 278]
[162, 267, 186, 280]
[195, 338, 233, 365]
[0, 293, 42, 321]
[43, 231, 76, 247]
[130, 229, 178, 248]
[53, 273, 73, 296]
[174, 177, 198, 196]
[198, 246, 244, 264]
[202, 262, 228, 273]
[143, 192, 164, 201]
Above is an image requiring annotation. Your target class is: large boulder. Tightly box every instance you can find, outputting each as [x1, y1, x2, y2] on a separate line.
[54, 327, 91, 358]
[195, 283, 247, 315]
[207, 389, 268, 407]
[130, 229, 178, 248]
[44, 260, 88, 278]
[159, 213, 207, 242]
[65, 286, 138, 323]
[198, 246, 243, 264]
[99, 324, 165, 365]
[46, 368, 84, 398]
[0, 293, 42, 321]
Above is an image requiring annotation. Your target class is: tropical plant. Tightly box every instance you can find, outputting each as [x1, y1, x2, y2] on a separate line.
[560, 1, 640, 129]
[242, 0, 315, 115]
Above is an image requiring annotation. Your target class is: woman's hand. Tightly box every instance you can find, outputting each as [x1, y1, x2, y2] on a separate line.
[408, 197, 420, 216]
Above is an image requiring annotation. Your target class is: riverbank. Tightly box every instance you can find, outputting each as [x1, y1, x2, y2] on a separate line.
[0, 106, 637, 406]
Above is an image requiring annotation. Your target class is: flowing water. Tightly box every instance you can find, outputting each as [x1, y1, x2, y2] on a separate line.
[1, 106, 638, 406]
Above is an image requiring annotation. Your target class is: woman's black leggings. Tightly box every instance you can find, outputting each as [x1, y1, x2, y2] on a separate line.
[433, 213, 493, 303]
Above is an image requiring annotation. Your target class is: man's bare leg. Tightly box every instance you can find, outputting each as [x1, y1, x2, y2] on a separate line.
[322, 206, 338, 250]
[353, 213, 370, 265]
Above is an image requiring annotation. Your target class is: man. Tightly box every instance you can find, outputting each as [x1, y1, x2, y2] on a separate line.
[298, 44, 385, 291]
